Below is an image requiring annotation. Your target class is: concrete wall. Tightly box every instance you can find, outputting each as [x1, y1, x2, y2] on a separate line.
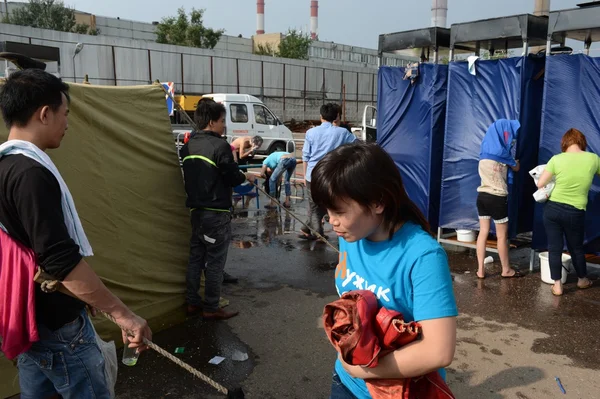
[0, 1, 412, 68]
[0, 23, 380, 123]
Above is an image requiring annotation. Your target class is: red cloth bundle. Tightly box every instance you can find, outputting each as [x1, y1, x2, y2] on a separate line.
[323, 290, 455, 399]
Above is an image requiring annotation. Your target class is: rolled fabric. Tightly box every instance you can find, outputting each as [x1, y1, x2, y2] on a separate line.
[323, 290, 381, 367]
[323, 290, 456, 399]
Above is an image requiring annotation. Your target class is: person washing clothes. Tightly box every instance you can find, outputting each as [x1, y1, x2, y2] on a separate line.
[536, 128, 600, 296]
[476, 119, 524, 279]
[301, 103, 357, 240]
[231, 135, 263, 165]
[261, 151, 297, 209]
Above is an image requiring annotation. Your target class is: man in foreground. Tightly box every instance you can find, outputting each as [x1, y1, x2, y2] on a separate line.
[0, 69, 151, 398]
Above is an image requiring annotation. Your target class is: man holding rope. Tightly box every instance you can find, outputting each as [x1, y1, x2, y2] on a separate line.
[0, 70, 151, 398]
[181, 99, 253, 320]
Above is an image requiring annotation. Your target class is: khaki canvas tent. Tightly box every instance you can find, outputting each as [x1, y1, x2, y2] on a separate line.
[0, 83, 192, 398]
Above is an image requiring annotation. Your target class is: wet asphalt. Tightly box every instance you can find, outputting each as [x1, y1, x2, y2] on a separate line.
[114, 192, 600, 399]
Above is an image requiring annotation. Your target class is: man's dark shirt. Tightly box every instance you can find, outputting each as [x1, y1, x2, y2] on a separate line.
[0, 154, 84, 330]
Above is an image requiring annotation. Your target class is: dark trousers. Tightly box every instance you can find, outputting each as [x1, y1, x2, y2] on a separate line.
[543, 201, 587, 281]
[185, 210, 232, 312]
[330, 372, 357, 399]
[303, 181, 327, 236]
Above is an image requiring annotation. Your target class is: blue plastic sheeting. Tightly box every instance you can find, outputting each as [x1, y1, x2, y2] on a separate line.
[532, 55, 600, 251]
[377, 64, 448, 230]
[439, 56, 545, 238]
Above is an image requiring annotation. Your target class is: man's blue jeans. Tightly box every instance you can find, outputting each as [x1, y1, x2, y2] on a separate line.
[269, 157, 297, 198]
[17, 310, 110, 399]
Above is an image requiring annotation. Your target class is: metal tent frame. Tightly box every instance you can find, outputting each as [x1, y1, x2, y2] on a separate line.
[449, 14, 555, 60]
[546, 2, 600, 54]
[378, 27, 451, 65]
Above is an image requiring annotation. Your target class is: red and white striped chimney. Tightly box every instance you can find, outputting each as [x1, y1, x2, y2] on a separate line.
[310, 0, 318, 40]
[256, 0, 265, 35]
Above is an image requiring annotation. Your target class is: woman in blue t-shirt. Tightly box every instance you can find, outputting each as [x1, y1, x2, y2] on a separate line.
[310, 142, 458, 399]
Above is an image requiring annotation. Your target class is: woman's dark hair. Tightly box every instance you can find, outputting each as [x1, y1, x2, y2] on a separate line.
[310, 142, 431, 238]
[194, 98, 226, 130]
[0, 69, 69, 128]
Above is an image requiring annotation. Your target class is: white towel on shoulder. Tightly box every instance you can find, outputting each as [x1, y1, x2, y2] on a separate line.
[0, 140, 93, 256]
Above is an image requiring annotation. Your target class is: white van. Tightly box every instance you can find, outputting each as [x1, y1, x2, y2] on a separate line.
[173, 93, 295, 155]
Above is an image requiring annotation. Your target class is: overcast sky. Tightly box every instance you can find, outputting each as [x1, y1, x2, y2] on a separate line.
[69, 0, 583, 49]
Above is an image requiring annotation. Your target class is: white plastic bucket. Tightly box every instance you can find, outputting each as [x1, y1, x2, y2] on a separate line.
[539, 252, 571, 284]
[456, 229, 476, 242]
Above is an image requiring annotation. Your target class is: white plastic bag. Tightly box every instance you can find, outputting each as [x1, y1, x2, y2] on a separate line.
[90, 319, 118, 399]
[529, 164, 555, 203]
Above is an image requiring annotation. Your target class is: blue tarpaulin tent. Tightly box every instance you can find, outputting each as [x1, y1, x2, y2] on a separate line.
[439, 56, 545, 238]
[532, 54, 600, 251]
[377, 64, 448, 230]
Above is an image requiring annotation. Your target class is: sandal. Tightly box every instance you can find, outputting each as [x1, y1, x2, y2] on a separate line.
[501, 269, 525, 279]
[578, 280, 593, 290]
[264, 204, 278, 210]
[476, 272, 485, 279]
[551, 286, 563, 296]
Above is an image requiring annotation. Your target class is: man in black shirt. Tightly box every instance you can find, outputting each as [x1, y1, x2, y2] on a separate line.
[181, 99, 249, 320]
[0, 69, 151, 398]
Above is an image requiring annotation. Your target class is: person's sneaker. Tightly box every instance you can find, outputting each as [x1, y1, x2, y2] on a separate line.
[202, 308, 240, 320]
[223, 272, 239, 284]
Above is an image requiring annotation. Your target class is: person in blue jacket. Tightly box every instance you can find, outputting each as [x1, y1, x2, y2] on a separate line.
[476, 119, 523, 279]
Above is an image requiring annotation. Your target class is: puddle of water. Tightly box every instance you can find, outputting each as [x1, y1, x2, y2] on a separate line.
[232, 240, 256, 249]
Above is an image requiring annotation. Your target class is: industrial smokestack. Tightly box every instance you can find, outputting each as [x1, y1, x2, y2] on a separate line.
[431, 0, 448, 28]
[533, 0, 551, 16]
[310, 0, 318, 40]
[257, 0, 265, 35]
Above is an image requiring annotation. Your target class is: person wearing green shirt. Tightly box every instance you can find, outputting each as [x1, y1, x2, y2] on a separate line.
[537, 128, 600, 296]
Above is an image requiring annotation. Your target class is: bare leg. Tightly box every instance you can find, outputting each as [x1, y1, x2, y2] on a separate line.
[495, 222, 514, 277]
[477, 218, 491, 278]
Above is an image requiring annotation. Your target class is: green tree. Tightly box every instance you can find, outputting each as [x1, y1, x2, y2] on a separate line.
[156, 8, 224, 49]
[6, 0, 94, 35]
[278, 29, 312, 60]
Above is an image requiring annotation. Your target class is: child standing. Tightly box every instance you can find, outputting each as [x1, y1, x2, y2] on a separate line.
[310, 142, 458, 399]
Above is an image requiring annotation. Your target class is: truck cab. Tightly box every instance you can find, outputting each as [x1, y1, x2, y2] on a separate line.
[173, 93, 295, 155]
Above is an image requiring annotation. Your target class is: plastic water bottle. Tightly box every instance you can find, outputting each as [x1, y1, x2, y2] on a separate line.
[122, 338, 139, 366]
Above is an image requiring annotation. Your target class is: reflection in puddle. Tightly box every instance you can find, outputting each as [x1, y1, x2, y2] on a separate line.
[232, 240, 256, 249]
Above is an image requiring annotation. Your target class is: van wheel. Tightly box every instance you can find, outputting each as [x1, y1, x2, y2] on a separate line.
[268, 142, 286, 154]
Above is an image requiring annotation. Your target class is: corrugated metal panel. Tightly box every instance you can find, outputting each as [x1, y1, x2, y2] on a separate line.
[285, 65, 304, 98]
[150, 51, 181, 88]
[306, 67, 324, 97]
[182, 54, 212, 94]
[344, 71, 358, 101]
[212, 57, 237, 93]
[238, 59, 262, 95]
[263, 62, 283, 97]
[114, 47, 149, 84]
[324, 69, 342, 101]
